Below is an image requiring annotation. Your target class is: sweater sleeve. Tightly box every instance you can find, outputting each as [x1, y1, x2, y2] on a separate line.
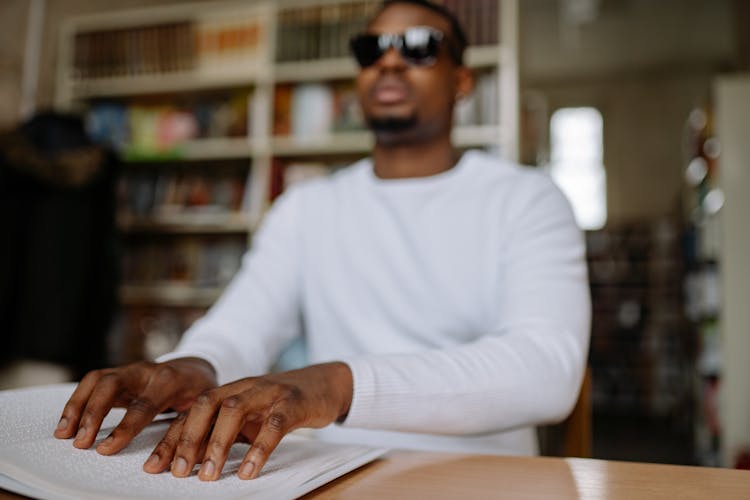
[341, 177, 591, 435]
[157, 189, 303, 385]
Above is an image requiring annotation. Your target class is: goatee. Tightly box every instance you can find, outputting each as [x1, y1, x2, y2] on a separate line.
[366, 115, 418, 133]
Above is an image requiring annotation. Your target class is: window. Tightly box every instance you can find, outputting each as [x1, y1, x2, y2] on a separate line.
[547, 107, 607, 230]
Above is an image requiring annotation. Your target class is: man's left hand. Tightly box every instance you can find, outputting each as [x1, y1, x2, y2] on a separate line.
[142, 362, 353, 481]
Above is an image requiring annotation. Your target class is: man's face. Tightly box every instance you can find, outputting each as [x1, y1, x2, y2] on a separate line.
[355, 3, 469, 144]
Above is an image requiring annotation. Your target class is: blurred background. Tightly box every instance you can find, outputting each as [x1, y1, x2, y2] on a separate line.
[0, 0, 748, 470]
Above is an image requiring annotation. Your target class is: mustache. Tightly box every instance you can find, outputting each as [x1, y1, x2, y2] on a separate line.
[369, 75, 412, 96]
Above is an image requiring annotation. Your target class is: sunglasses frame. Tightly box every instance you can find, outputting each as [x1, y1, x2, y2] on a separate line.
[349, 25, 460, 68]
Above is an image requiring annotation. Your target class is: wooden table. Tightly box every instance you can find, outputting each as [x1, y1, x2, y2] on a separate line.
[1, 452, 747, 499]
[303, 451, 750, 499]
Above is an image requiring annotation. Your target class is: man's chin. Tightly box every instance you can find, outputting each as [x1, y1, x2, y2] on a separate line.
[366, 115, 418, 133]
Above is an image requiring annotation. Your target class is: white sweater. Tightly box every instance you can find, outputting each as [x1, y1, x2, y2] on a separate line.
[160, 149, 591, 455]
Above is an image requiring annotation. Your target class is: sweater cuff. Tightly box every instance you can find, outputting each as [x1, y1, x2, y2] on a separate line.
[338, 355, 413, 429]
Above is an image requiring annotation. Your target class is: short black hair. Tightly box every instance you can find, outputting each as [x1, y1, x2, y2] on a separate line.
[376, 0, 468, 64]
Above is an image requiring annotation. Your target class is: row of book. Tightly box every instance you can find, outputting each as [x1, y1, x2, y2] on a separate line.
[275, 1, 379, 62]
[122, 238, 245, 289]
[72, 14, 266, 80]
[118, 170, 249, 217]
[274, 81, 364, 136]
[87, 93, 250, 155]
[73, 22, 194, 79]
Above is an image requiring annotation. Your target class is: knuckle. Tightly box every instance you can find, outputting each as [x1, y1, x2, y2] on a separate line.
[195, 391, 217, 408]
[154, 439, 175, 455]
[267, 412, 287, 432]
[222, 396, 241, 410]
[178, 435, 195, 448]
[81, 370, 103, 384]
[62, 402, 77, 418]
[82, 406, 99, 420]
[127, 397, 158, 415]
[209, 438, 228, 453]
[250, 441, 269, 457]
[161, 426, 182, 446]
[97, 372, 120, 388]
[113, 421, 132, 435]
[154, 365, 178, 382]
[279, 384, 302, 401]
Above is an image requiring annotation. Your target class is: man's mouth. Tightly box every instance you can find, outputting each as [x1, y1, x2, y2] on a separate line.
[371, 79, 410, 105]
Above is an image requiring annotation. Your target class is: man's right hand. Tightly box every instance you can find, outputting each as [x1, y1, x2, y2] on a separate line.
[53, 357, 217, 455]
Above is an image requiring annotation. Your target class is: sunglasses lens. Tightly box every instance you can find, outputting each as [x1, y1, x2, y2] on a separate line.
[350, 34, 382, 68]
[402, 29, 440, 65]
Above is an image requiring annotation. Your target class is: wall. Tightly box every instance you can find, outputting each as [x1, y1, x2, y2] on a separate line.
[715, 74, 750, 468]
[0, 1, 30, 130]
[520, 0, 735, 223]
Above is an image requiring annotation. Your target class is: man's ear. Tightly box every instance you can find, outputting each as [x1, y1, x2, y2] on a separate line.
[454, 66, 476, 101]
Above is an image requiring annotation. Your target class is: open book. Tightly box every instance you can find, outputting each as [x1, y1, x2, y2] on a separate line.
[0, 384, 387, 499]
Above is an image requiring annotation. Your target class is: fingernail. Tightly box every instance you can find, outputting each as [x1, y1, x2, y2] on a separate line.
[56, 417, 68, 431]
[239, 461, 255, 479]
[200, 459, 215, 479]
[146, 454, 160, 467]
[172, 457, 188, 476]
[101, 435, 114, 447]
[75, 427, 87, 441]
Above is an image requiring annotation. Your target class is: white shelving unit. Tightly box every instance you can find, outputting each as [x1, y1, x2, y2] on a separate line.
[54, 0, 518, 360]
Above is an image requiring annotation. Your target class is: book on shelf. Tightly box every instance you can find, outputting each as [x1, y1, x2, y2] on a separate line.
[441, 0, 500, 46]
[0, 384, 387, 499]
[87, 91, 252, 158]
[118, 170, 249, 219]
[273, 80, 365, 138]
[122, 237, 246, 290]
[291, 83, 334, 138]
[194, 11, 267, 73]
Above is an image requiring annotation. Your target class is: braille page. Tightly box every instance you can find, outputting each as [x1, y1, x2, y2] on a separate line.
[0, 384, 386, 499]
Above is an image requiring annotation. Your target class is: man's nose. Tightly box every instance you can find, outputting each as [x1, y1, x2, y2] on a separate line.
[376, 46, 407, 70]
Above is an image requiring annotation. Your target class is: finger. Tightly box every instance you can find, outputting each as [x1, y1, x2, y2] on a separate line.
[238, 402, 296, 480]
[97, 365, 181, 455]
[198, 395, 255, 481]
[171, 390, 222, 478]
[144, 412, 186, 474]
[73, 373, 122, 449]
[54, 370, 105, 439]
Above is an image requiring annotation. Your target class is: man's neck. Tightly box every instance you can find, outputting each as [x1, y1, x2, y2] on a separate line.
[371, 136, 458, 179]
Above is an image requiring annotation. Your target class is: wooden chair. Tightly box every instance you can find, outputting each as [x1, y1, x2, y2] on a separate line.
[538, 366, 592, 458]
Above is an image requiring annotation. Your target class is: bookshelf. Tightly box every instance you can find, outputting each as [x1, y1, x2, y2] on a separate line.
[54, 0, 519, 363]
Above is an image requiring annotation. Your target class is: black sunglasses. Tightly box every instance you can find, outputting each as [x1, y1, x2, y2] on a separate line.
[349, 26, 459, 68]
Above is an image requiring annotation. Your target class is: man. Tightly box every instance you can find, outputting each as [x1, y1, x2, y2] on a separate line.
[54, 0, 590, 481]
